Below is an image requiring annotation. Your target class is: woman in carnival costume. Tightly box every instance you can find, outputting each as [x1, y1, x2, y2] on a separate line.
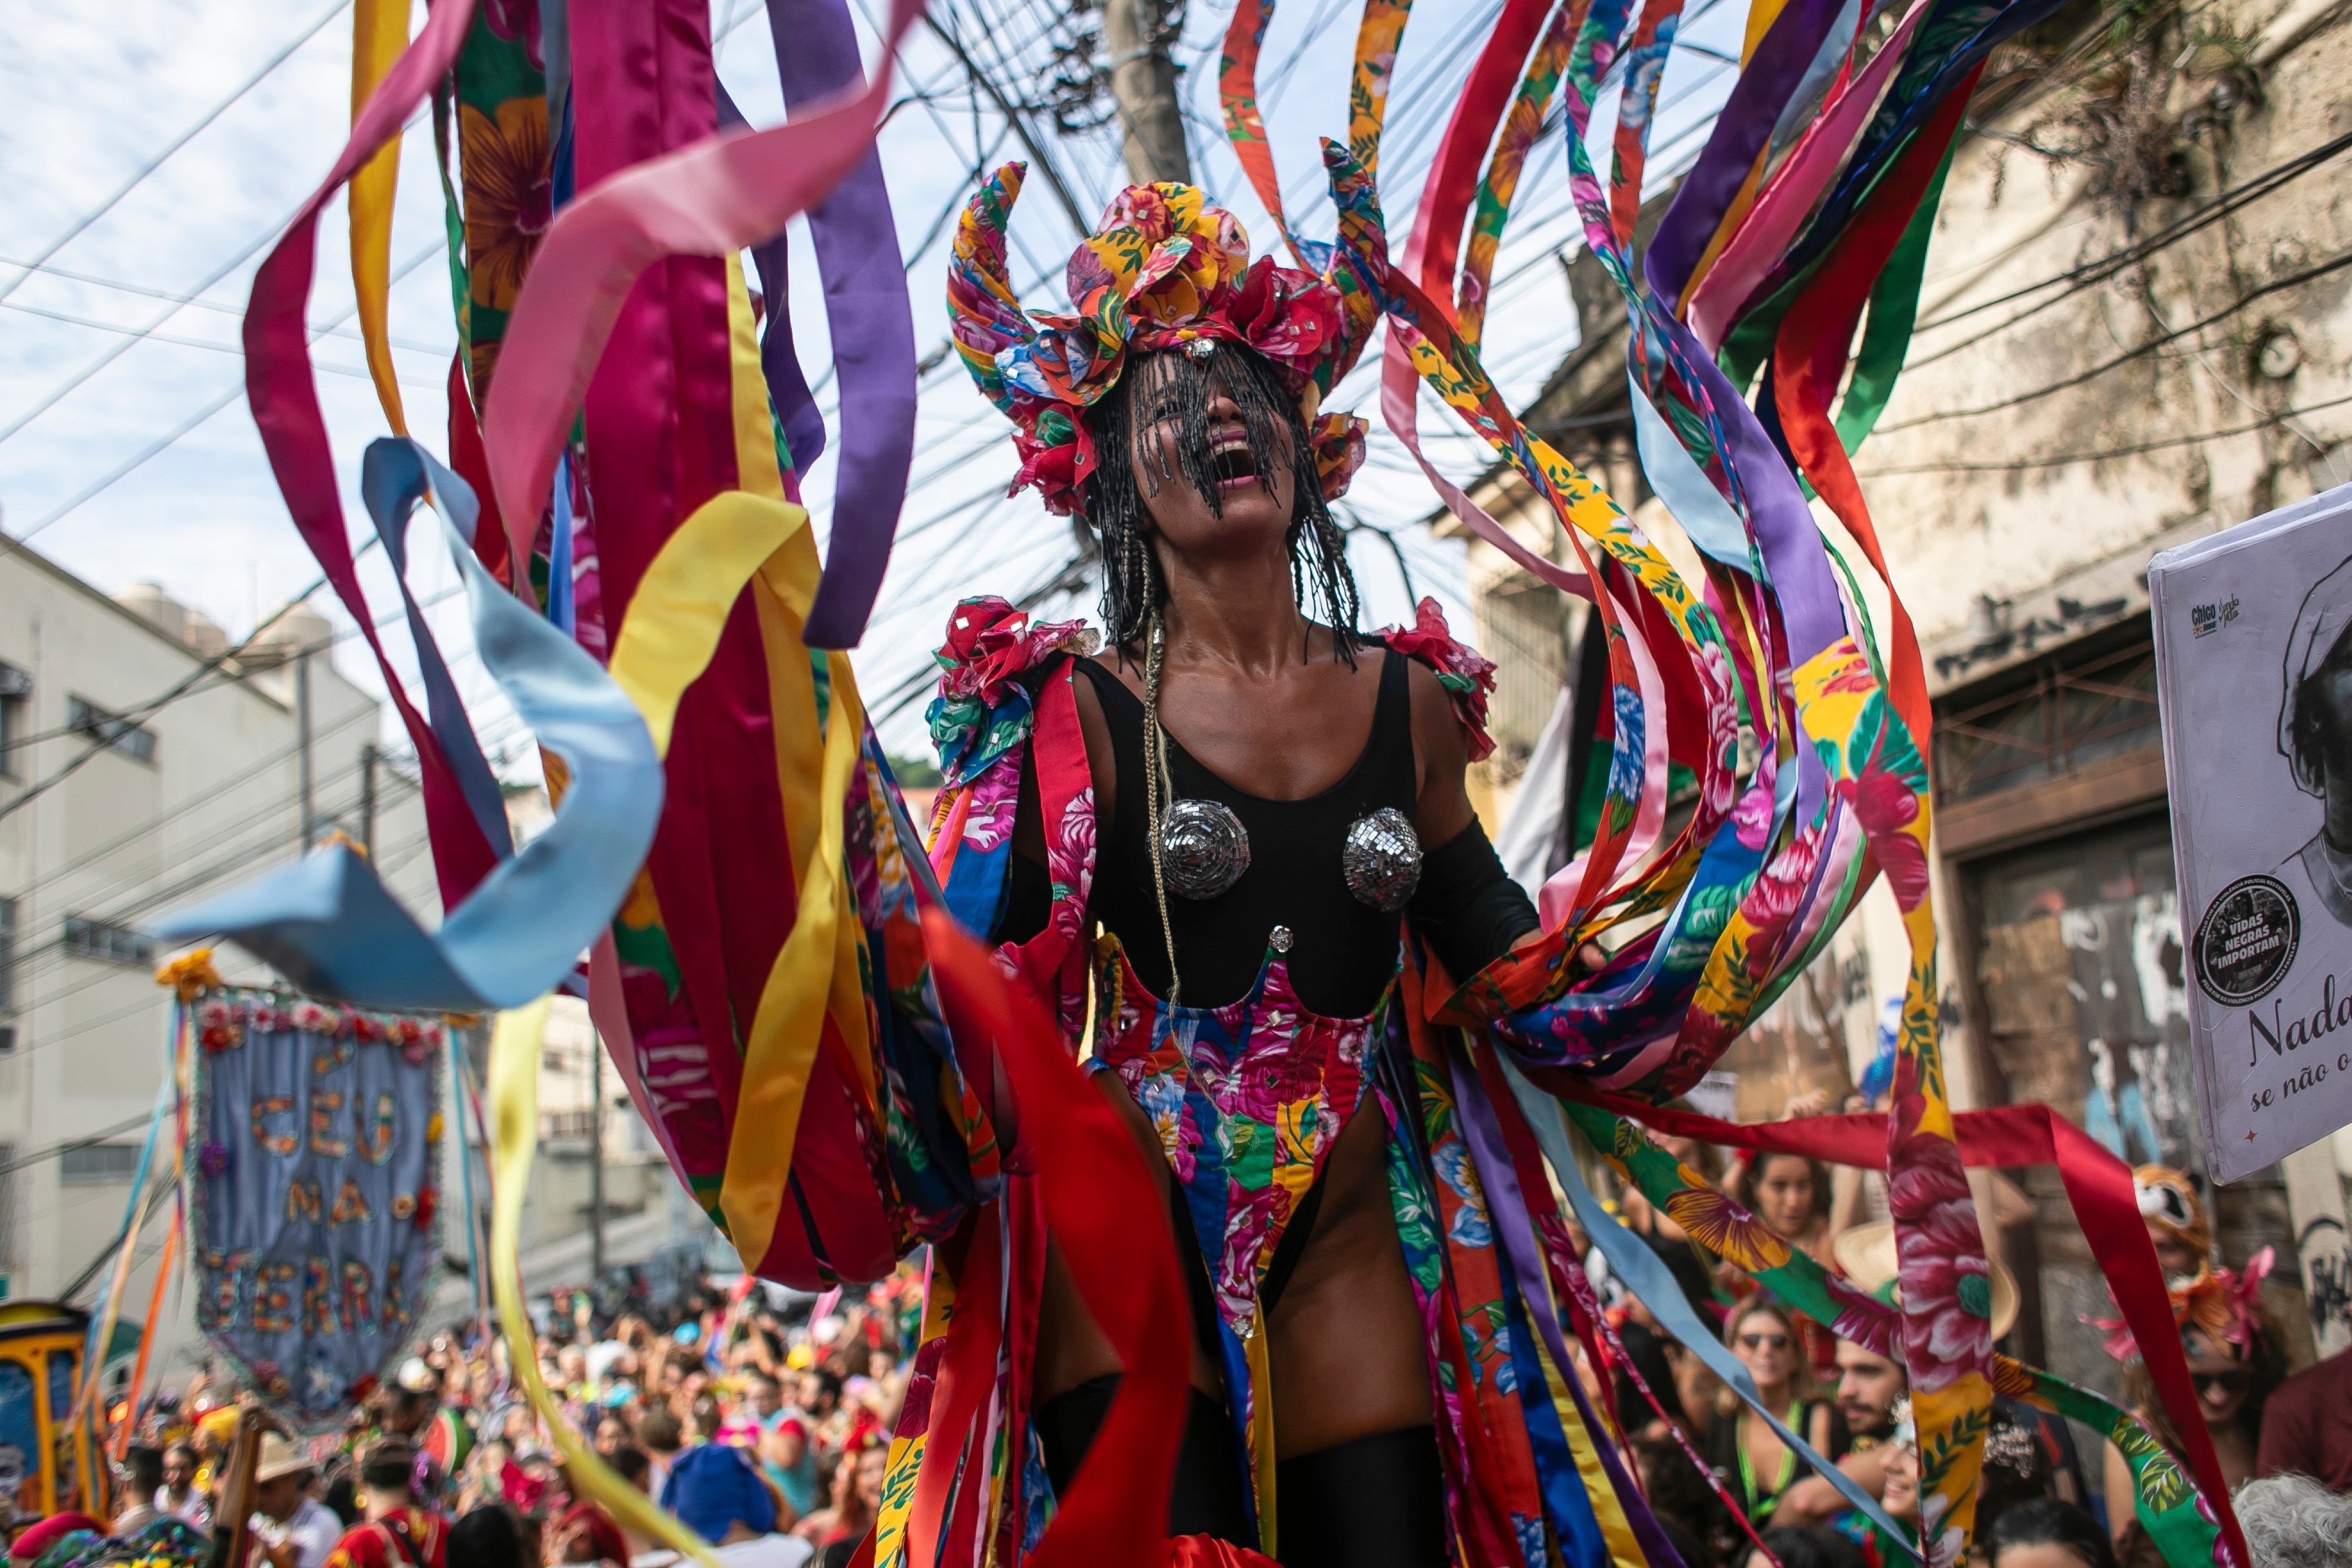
[2087, 1168, 2281, 1564]
[933, 173, 1565, 1566]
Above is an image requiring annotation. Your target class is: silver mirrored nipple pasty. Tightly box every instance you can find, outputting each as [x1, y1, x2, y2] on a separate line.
[1342, 806, 1422, 912]
[1160, 797, 1251, 899]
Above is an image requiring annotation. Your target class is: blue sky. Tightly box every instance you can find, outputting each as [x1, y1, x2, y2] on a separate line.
[0, 0, 1750, 771]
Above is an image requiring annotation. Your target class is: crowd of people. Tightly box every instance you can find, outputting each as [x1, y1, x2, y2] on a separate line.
[9, 1149, 2352, 1568]
[1576, 1134, 2352, 1568]
[6, 1266, 920, 1568]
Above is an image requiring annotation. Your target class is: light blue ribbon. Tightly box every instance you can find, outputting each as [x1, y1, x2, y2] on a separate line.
[152, 437, 663, 1011]
[1494, 1051, 1921, 1559]
[1629, 373, 1755, 572]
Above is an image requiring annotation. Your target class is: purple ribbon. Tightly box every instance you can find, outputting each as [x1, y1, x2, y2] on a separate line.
[1644, 0, 1846, 306]
[754, 0, 918, 649]
[716, 86, 828, 477]
[1448, 1051, 1688, 1568]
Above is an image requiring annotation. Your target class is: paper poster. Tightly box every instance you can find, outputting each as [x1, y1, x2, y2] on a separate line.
[188, 990, 445, 1431]
[2152, 484, 2352, 1182]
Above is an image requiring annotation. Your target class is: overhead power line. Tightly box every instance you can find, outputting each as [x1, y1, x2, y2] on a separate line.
[0, 98, 432, 449]
[11, 235, 447, 545]
[0, 1112, 162, 1178]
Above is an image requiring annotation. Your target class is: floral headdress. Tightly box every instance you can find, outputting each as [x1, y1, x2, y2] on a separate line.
[947, 166, 1376, 517]
[2085, 1246, 2275, 1363]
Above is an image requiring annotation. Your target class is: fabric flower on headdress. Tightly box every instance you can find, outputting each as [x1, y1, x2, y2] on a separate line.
[2084, 1246, 2274, 1363]
[949, 164, 1380, 517]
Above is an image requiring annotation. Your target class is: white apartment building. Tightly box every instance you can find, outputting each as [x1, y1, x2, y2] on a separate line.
[0, 539, 433, 1368]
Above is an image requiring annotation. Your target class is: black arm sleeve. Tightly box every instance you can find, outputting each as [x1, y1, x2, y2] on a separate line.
[997, 851, 1053, 947]
[1408, 817, 1541, 982]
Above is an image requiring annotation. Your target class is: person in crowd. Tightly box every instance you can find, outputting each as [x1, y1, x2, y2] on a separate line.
[1631, 1429, 1739, 1567]
[1776, 1339, 1904, 1526]
[793, 1375, 841, 1432]
[443, 1506, 529, 1568]
[1982, 1499, 2118, 1568]
[789, 1437, 883, 1553]
[635, 1412, 684, 1497]
[657, 1442, 813, 1568]
[158, 1443, 211, 1530]
[2090, 1168, 2282, 1560]
[1742, 1523, 1865, 1568]
[589, 1416, 630, 1462]
[2258, 1333, 2352, 1489]
[1703, 1297, 1846, 1533]
[2231, 1471, 2352, 1565]
[743, 1376, 784, 1427]
[325, 1439, 449, 1568]
[757, 1415, 821, 1523]
[249, 1433, 342, 1568]
[1729, 1154, 1838, 1370]
[112, 1446, 166, 1534]
[546, 1491, 629, 1567]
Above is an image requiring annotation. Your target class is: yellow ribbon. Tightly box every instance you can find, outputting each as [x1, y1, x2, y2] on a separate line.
[488, 998, 721, 1568]
[349, 0, 409, 433]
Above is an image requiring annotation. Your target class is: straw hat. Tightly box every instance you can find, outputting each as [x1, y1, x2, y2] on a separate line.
[1831, 1221, 2019, 1340]
[254, 1433, 314, 1485]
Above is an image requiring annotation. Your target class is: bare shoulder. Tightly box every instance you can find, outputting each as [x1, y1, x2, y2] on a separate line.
[1399, 651, 1471, 767]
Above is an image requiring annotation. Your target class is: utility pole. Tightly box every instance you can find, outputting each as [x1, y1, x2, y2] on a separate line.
[358, 743, 379, 858]
[588, 1034, 605, 1283]
[1101, 0, 1190, 185]
[295, 651, 313, 850]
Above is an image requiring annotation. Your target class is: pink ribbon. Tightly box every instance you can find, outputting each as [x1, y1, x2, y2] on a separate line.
[479, 0, 928, 567]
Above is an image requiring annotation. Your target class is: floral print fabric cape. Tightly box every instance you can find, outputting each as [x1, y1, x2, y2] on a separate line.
[881, 596, 1722, 1568]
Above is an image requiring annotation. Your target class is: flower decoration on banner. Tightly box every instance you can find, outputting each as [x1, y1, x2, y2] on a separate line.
[189, 987, 442, 1434]
[196, 999, 245, 1055]
[155, 949, 225, 1000]
[2086, 1248, 2276, 1363]
[949, 166, 1377, 516]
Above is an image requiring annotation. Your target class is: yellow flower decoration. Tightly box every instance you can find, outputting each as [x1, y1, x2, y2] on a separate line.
[1664, 1186, 1792, 1274]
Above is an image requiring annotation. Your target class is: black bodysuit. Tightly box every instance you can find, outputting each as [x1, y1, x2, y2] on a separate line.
[1007, 645, 1539, 1565]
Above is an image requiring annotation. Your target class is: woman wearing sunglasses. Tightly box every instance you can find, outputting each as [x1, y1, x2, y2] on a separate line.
[2090, 1166, 2283, 1564]
[1704, 1296, 1850, 1532]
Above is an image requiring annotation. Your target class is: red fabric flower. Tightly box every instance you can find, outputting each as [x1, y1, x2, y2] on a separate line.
[1376, 598, 1498, 761]
[936, 599, 1098, 707]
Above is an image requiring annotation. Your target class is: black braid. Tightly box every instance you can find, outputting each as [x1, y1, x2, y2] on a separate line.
[1079, 342, 1361, 663]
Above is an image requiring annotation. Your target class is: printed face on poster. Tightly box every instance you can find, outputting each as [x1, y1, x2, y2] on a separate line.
[189, 991, 444, 1432]
[2153, 484, 2352, 1181]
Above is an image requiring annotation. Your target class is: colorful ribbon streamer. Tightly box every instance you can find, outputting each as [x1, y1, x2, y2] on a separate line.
[153, 440, 664, 1011]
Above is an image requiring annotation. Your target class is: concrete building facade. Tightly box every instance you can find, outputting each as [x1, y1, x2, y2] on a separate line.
[0, 540, 432, 1371]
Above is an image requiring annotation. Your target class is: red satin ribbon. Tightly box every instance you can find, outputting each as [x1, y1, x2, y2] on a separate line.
[923, 908, 1188, 1568]
[1544, 1079, 2250, 1563]
[445, 353, 509, 584]
[242, 0, 499, 909]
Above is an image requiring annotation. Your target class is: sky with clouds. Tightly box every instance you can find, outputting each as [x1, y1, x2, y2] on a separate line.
[0, 0, 1750, 778]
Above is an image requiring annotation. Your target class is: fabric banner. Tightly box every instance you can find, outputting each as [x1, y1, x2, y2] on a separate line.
[188, 989, 445, 1433]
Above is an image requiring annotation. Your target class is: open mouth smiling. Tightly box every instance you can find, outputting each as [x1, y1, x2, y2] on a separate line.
[1208, 430, 1259, 489]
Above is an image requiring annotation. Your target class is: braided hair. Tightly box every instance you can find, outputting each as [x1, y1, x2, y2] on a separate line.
[1078, 340, 1361, 661]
